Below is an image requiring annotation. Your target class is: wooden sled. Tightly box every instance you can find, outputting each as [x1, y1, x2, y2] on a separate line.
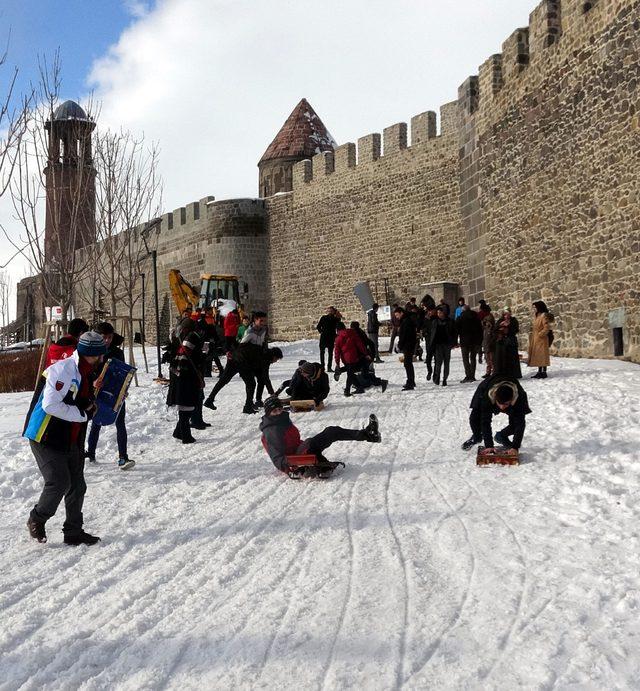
[476, 446, 520, 466]
[285, 454, 344, 479]
[289, 399, 325, 412]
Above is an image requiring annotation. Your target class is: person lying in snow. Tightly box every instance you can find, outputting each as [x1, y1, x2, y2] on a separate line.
[461, 374, 531, 452]
[259, 396, 381, 474]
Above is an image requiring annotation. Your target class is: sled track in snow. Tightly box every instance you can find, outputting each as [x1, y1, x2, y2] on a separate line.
[460, 472, 530, 682]
[318, 463, 360, 690]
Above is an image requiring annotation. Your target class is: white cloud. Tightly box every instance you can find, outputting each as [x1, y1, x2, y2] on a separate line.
[89, 0, 535, 210]
[2, 0, 537, 320]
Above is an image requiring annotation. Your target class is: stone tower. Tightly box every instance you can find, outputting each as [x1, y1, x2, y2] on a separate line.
[43, 100, 96, 266]
[258, 98, 336, 197]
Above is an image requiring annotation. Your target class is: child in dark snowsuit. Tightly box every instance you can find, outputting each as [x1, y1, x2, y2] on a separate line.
[259, 397, 381, 474]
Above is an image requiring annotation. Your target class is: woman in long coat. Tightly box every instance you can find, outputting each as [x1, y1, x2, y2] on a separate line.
[528, 300, 554, 379]
[167, 318, 205, 443]
[493, 308, 522, 379]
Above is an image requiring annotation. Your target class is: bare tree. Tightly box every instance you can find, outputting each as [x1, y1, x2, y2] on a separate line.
[7, 54, 97, 323]
[0, 36, 32, 200]
[0, 269, 13, 328]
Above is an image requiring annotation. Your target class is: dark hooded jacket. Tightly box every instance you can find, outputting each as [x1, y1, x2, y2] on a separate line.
[456, 309, 483, 348]
[260, 411, 304, 471]
[286, 363, 330, 404]
[470, 374, 531, 449]
[397, 316, 417, 353]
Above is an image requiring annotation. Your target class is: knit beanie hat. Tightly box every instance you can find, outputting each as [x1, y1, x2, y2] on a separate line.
[77, 331, 107, 357]
[300, 362, 316, 376]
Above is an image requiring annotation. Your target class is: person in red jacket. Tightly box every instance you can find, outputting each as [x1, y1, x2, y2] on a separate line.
[223, 309, 241, 352]
[333, 322, 370, 396]
[43, 318, 89, 369]
[259, 397, 381, 474]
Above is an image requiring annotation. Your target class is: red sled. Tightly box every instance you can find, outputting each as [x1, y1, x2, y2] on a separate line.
[285, 454, 345, 479]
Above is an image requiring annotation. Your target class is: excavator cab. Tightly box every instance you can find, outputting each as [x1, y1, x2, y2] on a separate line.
[199, 275, 241, 308]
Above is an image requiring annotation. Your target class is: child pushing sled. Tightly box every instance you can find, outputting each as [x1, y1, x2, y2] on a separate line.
[259, 396, 381, 478]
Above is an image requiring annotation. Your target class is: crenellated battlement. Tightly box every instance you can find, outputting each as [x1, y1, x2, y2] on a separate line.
[292, 101, 457, 191]
[457, 0, 626, 121]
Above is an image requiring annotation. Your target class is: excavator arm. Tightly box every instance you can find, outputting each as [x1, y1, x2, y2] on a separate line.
[169, 269, 201, 315]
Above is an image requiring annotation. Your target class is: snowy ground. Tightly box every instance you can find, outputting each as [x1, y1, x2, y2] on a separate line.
[1, 340, 639, 690]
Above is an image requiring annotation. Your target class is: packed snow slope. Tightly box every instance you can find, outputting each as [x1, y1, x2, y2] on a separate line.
[1, 341, 639, 690]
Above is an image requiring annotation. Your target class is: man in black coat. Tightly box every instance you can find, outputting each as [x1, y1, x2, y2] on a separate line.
[456, 306, 483, 383]
[462, 374, 531, 451]
[428, 306, 456, 386]
[316, 306, 341, 372]
[395, 307, 417, 391]
[421, 306, 438, 380]
[285, 361, 330, 406]
[366, 303, 383, 363]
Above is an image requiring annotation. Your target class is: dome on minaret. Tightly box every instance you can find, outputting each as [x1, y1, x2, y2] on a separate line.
[259, 98, 336, 164]
[53, 100, 90, 121]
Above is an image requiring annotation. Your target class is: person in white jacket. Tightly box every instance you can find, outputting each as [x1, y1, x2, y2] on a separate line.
[23, 331, 106, 545]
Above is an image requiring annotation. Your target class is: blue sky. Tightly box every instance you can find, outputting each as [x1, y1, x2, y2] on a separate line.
[1, 1, 143, 102]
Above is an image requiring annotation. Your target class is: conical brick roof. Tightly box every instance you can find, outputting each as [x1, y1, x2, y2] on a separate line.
[259, 99, 336, 164]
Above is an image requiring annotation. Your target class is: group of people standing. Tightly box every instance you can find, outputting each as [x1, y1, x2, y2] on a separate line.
[357, 296, 555, 391]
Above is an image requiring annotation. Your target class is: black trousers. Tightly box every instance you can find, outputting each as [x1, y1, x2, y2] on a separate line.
[402, 350, 415, 387]
[469, 409, 526, 449]
[206, 360, 256, 407]
[389, 327, 398, 353]
[344, 363, 360, 394]
[303, 426, 364, 456]
[425, 346, 435, 376]
[461, 344, 480, 380]
[319, 338, 335, 370]
[433, 344, 451, 383]
[29, 441, 86, 536]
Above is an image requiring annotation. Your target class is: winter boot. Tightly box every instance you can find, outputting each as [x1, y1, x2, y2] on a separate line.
[179, 411, 196, 443]
[27, 517, 47, 543]
[380, 379, 388, 393]
[242, 404, 257, 414]
[401, 384, 415, 391]
[333, 369, 341, 382]
[85, 451, 96, 463]
[203, 397, 217, 410]
[172, 420, 183, 440]
[461, 436, 481, 451]
[363, 414, 381, 443]
[118, 457, 136, 470]
[494, 430, 510, 447]
[64, 531, 101, 546]
[442, 380, 447, 387]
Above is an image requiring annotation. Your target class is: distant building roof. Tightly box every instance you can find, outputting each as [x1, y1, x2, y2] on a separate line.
[259, 98, 336, 164]
[53, 100, 90, 121]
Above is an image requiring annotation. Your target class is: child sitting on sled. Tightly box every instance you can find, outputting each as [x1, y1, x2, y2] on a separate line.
[259, 396, 381, 476]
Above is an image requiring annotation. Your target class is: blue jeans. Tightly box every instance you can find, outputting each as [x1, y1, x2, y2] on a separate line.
[87, 402, 128, 459]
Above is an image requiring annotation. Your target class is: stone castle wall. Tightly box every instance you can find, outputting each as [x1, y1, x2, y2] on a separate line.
[458, 0, 639, 360]
[265, 102, 465, 340]
[63, 0, 639, 364]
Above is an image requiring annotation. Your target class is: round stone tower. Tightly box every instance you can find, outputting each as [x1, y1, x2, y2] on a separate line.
[258, 98, 336, 198]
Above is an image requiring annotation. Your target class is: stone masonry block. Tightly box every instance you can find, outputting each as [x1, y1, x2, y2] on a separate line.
[383, 123, 408, 155]
[529, 0, 562, 56]
[410, 112, 437, 146]
[173, 206, 187, 227]
[458, 76, 479, 116]
[479, 54, 503, 99]
[312, 151, 335, 177]
[292, 159, 312, 188]
[334, 143, 356, 172]
[502, 28, 530, 83]
[440, 102, 459, 136]
[186, 201, 200, 223]
[357, 133, 381, 163]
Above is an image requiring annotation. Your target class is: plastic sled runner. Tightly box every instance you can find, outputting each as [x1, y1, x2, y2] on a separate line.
[92, 358, 137, 426]
[285, 454, 345, 479]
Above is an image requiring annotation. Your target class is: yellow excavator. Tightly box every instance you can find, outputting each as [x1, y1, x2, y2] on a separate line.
[169, 269, 248, 319]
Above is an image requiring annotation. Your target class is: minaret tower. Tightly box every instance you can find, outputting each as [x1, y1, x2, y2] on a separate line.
[43, 100, 96, 266]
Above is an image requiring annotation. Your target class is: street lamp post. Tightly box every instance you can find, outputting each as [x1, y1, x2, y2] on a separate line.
[140, 218, 163, 380]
